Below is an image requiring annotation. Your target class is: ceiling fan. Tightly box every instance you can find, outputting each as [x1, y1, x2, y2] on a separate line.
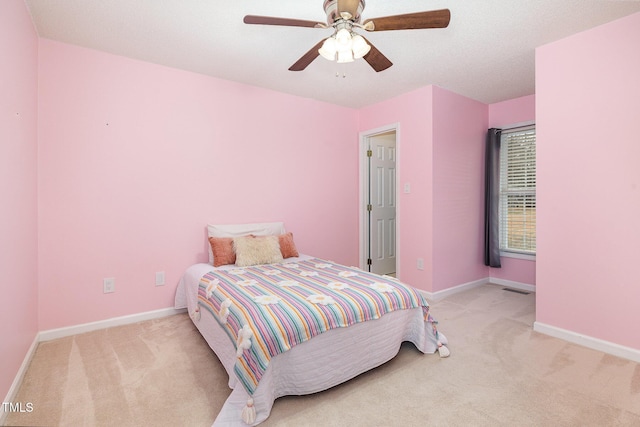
[243, 0, 451, 72]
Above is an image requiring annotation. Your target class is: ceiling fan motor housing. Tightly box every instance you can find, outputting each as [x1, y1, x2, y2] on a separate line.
[323, 0, 365, 24]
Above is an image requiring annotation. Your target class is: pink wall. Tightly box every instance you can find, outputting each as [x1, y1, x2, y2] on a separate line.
[536, 12, 640, 350]
[488, 94, 536, 286]
[489, 95, 535, 128]
[431, 87, 489, 292]
[490, 256, 536, 285]
[37, 39, 360, 330]
[359, 86, 490, 293]
[359, 87, 435, 291]
[0, 0, 39, 402]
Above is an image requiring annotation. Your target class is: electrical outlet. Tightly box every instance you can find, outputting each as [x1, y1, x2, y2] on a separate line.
[155, 271, 165, 286]
[417, 258, 424, 270]
[103, 277, 115, 293]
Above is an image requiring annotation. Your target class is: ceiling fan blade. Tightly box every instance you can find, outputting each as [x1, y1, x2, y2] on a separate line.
[244, 15, 325, 28]
[288, 40, 326, 71]
[363, 9, 451, 32]
[337, 0, 361, 20]
[361, 37, 393, 72]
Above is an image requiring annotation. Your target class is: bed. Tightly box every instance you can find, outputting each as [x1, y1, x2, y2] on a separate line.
[174, 223, 449, 426]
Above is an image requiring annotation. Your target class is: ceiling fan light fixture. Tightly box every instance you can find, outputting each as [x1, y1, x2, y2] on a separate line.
[351, 34, 370, 58]
[335, 28, 351, 47]
[318, 37, 338, 60]
[336, 49, 354, 63]
[318, 28, 370, 64]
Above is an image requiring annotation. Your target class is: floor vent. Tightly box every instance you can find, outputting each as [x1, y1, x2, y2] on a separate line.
[502, 288, 530, 295]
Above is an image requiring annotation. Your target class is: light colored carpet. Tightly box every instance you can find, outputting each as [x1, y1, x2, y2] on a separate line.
[5, 284, 640, 426]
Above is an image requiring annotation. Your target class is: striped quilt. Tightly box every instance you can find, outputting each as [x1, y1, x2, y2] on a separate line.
[197, 258, 439, 395]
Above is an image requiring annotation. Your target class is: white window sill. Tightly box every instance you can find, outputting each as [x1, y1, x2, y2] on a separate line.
[500, 251, 536, 261]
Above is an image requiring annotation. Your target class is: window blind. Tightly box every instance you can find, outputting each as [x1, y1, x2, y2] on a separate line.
[499, 125, 536, 254]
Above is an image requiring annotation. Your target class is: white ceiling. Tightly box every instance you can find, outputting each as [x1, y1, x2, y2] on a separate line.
[25, 0, 640, 108]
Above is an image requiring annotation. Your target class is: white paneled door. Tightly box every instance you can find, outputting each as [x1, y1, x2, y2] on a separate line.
[367, 132, 396, 276]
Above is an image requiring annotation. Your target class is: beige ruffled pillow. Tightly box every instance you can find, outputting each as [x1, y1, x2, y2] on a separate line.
[233, 235, 284, 267]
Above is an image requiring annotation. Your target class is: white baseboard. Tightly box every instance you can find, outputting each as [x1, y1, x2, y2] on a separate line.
[417, 277, 535, 302]
[1, 334, 39, 425]
[533, 322, 640, 364]
[420, 278, 489, 301]
[39, 307, 187, 342]
[488, 277, 536, 293]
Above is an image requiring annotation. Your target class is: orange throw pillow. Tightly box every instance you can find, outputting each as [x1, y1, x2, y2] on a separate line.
[278, 232, 299, 258]
[209, 237, 236, 267]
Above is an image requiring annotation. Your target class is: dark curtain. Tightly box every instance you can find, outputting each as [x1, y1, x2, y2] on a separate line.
[484, 128, 502, 268]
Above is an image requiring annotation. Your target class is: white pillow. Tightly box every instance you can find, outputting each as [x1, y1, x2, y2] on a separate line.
[206, 222, 286, 264]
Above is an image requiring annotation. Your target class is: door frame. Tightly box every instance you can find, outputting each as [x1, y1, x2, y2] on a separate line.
[358, 123, 401, 276]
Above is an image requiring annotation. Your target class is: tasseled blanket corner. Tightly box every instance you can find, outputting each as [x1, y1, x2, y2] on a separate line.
[437, 341, 450, 358]
[241, 397, 256, 424]
[425, 310, 450, 358]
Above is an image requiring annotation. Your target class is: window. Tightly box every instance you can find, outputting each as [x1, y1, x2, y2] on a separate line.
[499, 125, 536, 255]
